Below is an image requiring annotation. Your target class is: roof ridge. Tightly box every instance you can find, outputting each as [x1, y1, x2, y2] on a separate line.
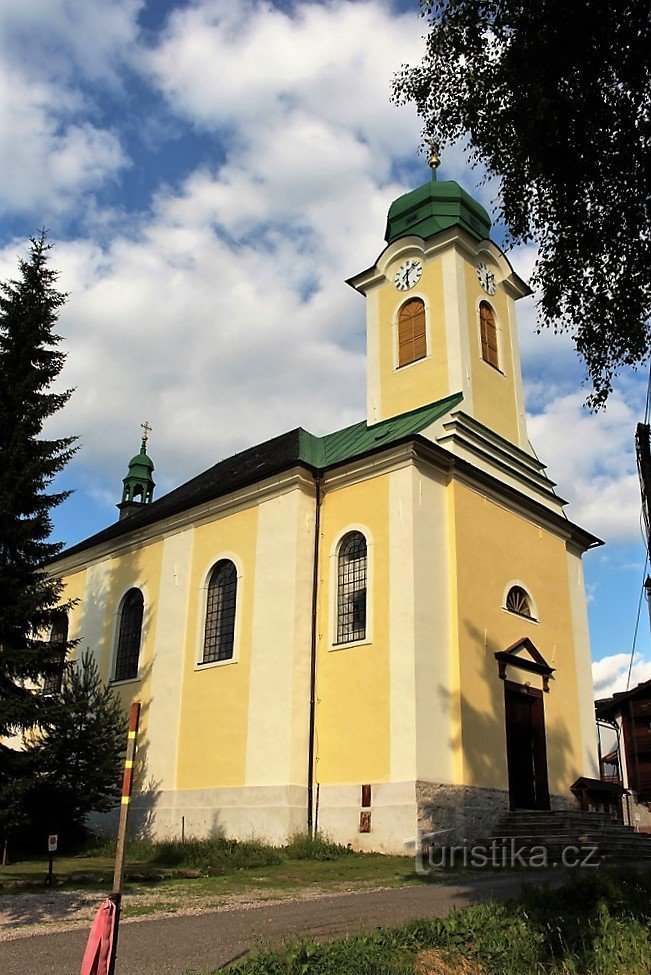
[52, 395, 464, 564]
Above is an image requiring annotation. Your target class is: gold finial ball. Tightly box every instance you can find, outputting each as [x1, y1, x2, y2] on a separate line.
[427, 141, 441, 170]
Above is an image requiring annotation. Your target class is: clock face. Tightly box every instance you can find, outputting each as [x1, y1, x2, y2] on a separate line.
[394, 258, 423, 292]
[476, 262, 496, 295]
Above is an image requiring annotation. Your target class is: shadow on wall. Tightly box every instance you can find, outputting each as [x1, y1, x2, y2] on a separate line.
[75, 543, 162, 842]
[461, 619, 575, 795]
[420, 618, 576, 844]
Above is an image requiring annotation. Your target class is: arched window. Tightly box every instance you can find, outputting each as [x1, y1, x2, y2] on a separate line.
[398, 298, 426, 368]
[505, 585, 532, 618]
[114, 588, 144, 681]
[336, 531, 367, 644]
[479, 301, 499, 369]
[202, 560, 238, 663]
[43, 612, 68, 696]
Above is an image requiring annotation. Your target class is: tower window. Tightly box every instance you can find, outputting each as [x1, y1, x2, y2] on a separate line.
[479, 301, 499, 369]
[114, 588, 144, 681]
[336, 531, 367, 644]
[43, 612, 68, 696]
[398, 298, 426, 368]
[202, 560, 238, 663]
[505, 585, 532, 618]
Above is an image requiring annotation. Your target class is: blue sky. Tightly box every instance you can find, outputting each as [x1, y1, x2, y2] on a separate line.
[1, 0, 649, 697]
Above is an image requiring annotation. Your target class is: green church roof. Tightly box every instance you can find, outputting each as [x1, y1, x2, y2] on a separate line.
[385, 176, 491, 244]
[55, 393, 465, 560]
[299, 391, 463, 468]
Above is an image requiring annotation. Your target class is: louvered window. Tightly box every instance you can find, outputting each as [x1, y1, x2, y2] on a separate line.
[336, 532, 367, 644]
[114, 589, 144, 681]
[398, 298, 426, 367]
[505, 586, 532, 618]
[480, 301, 499, 369]
[202, 560, 238, 663]
[43, 613, 68, 696]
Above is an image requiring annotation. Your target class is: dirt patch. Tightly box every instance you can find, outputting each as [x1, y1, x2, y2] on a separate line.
[0, 882, 400, 942]
[415, 949, 486, 975]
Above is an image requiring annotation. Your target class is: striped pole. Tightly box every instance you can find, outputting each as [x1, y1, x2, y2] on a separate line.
[108, 702, 141, 975]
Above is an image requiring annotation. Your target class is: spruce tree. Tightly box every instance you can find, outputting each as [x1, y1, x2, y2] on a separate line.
[26, 652, 128, 842]
[0, 231, 77, 841]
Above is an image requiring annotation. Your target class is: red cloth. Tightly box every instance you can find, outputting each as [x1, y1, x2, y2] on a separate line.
[80, 898, 117, 975]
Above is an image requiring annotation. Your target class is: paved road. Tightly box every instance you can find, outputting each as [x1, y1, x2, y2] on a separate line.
[0, 872, 563, 975]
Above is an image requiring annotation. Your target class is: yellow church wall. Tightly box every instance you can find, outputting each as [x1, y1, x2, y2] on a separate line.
[245, 485, 315, 789]
[411, 465, 456, 784]
[56, 539, 167, 792]
[101, 541, 164, 786]
[463, 261, 521, 445]
[566, 546, 600, 779]
[146, 528, 195, 793]
[315, 473, 391, 785]
[58, 567, 88, 643]
[176, 505, 259, 791]
[452, 481, 586, 796]
[376, 254, 449, 421]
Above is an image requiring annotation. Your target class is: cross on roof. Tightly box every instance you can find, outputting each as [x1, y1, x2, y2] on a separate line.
[141, 420, 152, 446]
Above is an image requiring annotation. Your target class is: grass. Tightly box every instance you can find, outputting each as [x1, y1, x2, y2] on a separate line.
[0, 832, 417, 902]
[216, 868, 651, 975]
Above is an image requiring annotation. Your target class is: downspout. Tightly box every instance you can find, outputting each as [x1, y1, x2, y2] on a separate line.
[307, 472, 323, 838]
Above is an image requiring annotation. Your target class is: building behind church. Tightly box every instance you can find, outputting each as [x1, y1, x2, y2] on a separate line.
[49, 162, 601, 852]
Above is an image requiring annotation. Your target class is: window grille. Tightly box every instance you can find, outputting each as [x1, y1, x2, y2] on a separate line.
[505, 586, 532, 618]
[43, 613, 68, 696]
[202, 560, 237, 663]
[398, 298, 426, 367]
[336, 532, 367, 644]
[480, 301, 499, 369]
[114, 589, 144, 681]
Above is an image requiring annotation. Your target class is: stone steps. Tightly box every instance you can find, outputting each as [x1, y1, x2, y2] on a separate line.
[482, 810, 651, 862]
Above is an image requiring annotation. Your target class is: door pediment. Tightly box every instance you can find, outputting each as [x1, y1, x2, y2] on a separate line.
[495, 637, 555, 692]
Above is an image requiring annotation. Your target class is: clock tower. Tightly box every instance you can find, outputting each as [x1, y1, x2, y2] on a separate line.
[347, 157, 532, 453]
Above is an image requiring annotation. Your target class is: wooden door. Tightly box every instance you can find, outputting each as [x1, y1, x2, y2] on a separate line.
[504, 681, 550, 811]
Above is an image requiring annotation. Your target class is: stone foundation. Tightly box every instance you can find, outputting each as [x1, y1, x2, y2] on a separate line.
[88, 780, 584, 854]
[417, 782, 509, 846]
[416, 782, 580, 846]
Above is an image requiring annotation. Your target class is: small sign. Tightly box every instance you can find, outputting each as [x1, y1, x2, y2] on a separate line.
[47, 834, 58, 852]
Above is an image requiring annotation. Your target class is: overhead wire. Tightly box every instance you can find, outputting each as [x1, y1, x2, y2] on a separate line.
[626, 551, 648, 691]
[626, 356, 651, 691]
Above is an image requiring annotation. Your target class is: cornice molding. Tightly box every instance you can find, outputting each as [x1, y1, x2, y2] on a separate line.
[346, 226, 531, 299]
[49, 467, 316, 577]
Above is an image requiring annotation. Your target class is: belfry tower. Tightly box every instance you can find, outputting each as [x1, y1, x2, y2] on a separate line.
[117, 421, 156, 520]
[347, 148, 531, 449]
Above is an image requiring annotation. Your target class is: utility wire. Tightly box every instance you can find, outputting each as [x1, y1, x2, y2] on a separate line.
[626, 551, 649, 691]
[626, 357, 651, 692]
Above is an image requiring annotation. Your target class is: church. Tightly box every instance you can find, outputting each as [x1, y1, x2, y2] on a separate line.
[50, 156, 601, 853]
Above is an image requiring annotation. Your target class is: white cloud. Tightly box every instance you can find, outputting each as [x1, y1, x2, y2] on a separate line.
[527, 390, 643, 543]
[0, 0, 142, 86]
[0, 67, 128, 216]
[1, 0, 641, 571]
[24, 163, 376, 496]
[0, 0, 432, 508]
[145, 0, 423, 153]
[505, 238, 647, 548]
[593, 652, 651, 700]
[0, 1, 138, 217]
